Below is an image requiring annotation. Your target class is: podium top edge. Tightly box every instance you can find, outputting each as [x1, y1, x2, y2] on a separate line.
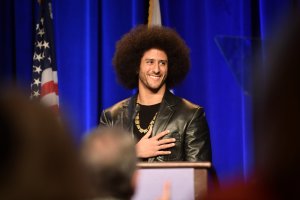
[137, 162, 211, 168]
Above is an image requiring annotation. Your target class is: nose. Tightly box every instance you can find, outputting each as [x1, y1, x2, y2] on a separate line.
[152, 61, 160, 73]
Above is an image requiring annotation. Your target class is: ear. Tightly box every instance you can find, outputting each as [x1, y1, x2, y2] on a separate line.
[131, 170, 139, 191]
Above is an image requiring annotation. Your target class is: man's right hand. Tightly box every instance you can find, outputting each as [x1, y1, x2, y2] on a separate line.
[136, 127, 176, 158]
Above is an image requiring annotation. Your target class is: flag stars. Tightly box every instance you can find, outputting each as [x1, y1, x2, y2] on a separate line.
[43, 41, 49, 49]
[35, 54, 42, 62]
[33, 78, 41, 86]
[33, 90, 40, 97]
[38, 29, 45, 37]
[36, 41, 43, 49]
[34, 66, 42, 74]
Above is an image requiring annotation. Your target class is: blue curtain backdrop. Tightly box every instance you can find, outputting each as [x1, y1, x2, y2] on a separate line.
[1, 0, 299, 184]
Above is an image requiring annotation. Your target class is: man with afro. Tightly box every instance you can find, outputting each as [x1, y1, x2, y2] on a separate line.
[100, 25, 212, 162]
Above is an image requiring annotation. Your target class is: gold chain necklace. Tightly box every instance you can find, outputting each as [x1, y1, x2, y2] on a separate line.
[134, 112, 158, 134]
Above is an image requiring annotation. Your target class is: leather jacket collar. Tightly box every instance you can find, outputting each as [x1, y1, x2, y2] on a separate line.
[123, 89, 180, 136]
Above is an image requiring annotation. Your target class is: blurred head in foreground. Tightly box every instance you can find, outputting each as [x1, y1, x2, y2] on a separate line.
[0, 89, 88, 200]
[81, 127, 137, 200]
[208, 12, 300, 200]
[253, 13, 300, 199]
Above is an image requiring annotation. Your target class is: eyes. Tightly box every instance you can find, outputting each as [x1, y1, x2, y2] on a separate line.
[145, 59, 168, 67]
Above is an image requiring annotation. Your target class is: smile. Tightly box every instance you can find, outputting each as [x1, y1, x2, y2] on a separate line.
[148, 75, 161, 80]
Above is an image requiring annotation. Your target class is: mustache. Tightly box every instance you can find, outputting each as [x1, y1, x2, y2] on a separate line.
[148, 73, 162, 76]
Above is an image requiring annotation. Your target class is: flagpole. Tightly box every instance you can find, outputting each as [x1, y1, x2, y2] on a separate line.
[148, 0, 162, 27]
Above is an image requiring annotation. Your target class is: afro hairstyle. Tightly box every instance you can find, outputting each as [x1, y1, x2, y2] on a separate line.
[113, 25, 190, 89]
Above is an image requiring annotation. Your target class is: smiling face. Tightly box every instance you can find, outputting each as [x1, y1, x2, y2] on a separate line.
[138, 48, 168, 94]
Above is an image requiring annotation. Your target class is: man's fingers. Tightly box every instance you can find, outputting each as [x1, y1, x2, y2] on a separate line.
[154, 130, 170, 140]
[142, 126, 153, 139]
[158, 143, 175, 150]
[158, 138, 176, 145]
[155, 150, 172, 156]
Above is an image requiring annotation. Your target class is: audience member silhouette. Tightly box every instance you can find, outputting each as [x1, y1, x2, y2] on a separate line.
[0, 89, 89, 200]
[81, 127, 171, 200]
[208, 13, 300, 200]
[252, 13, 300, 200]
[81, 127, 138, 200]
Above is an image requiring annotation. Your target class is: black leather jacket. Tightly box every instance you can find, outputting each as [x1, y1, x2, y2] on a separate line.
[99, 90, 212, 162]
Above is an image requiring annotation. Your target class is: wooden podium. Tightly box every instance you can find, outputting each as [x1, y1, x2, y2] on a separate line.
[133, 162, 211, 200]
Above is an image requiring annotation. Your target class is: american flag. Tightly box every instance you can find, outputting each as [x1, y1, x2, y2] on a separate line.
[31, 0, 59, 111]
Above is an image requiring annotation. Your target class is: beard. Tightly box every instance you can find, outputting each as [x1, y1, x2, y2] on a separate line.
[138, 74, 167, 93]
